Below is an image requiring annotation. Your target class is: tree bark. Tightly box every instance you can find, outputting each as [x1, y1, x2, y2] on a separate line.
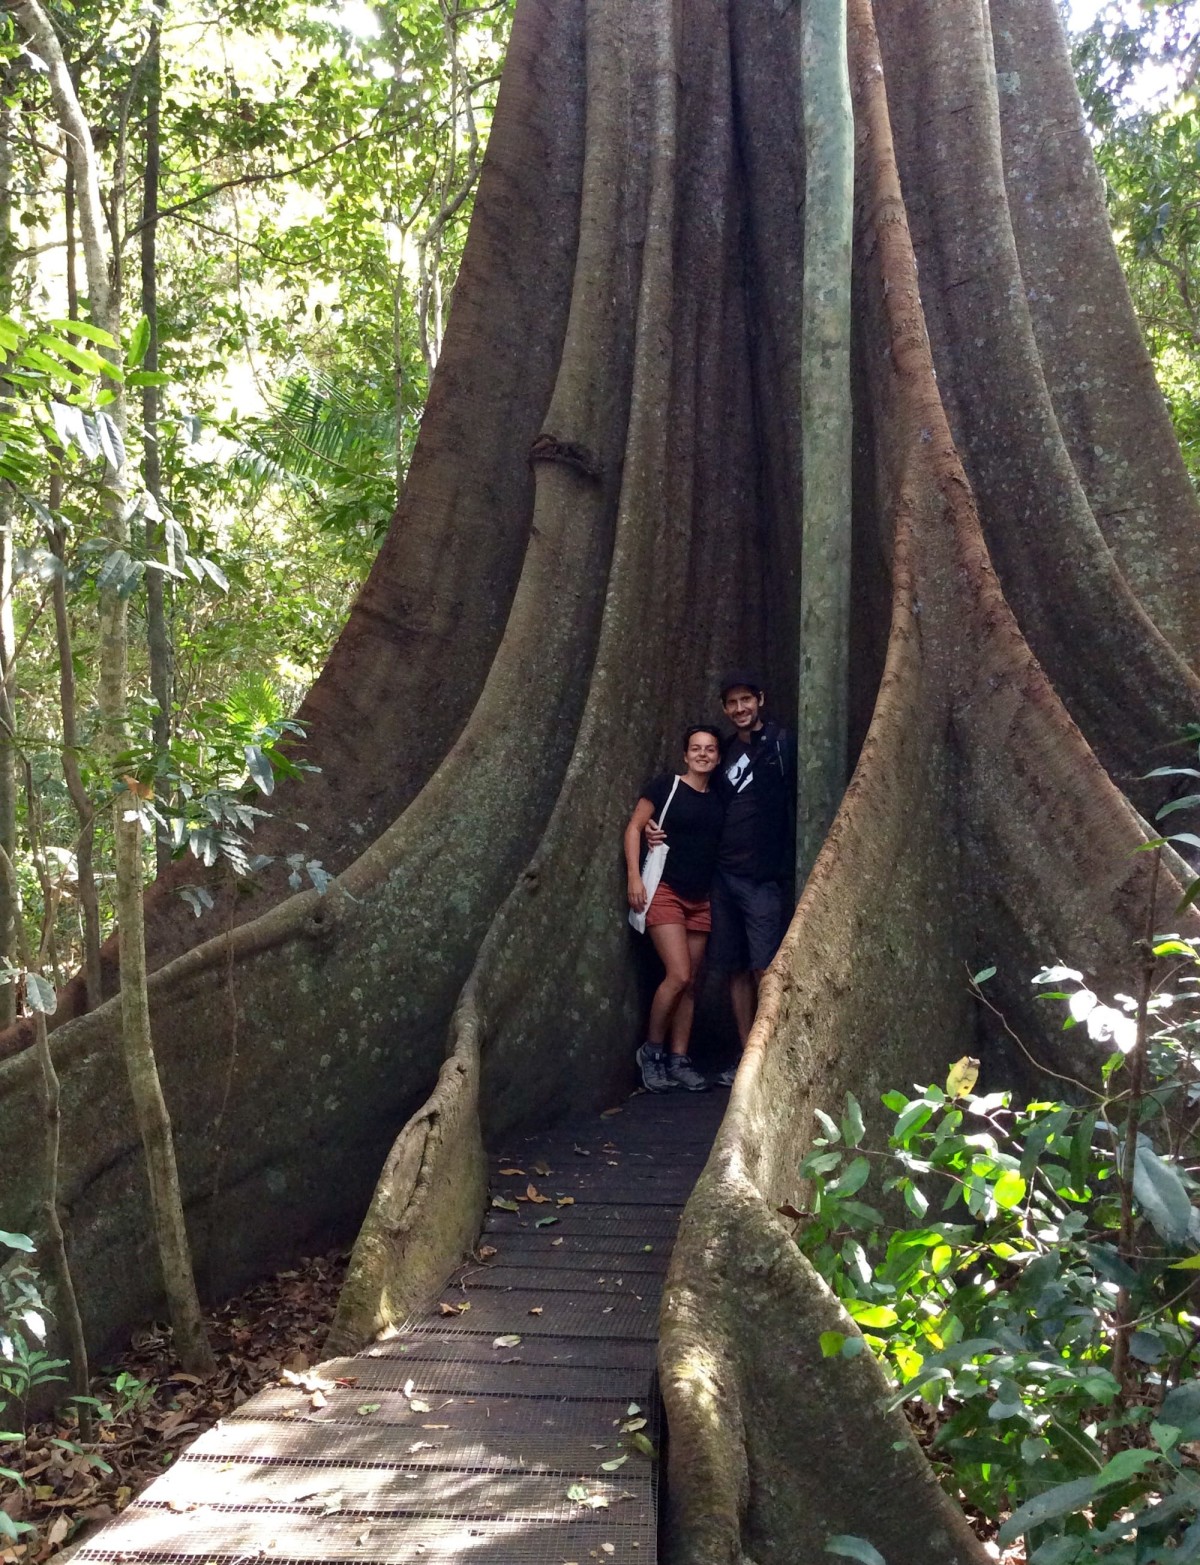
[0, 87, 19, 1030]
[796, 0, 854, 880]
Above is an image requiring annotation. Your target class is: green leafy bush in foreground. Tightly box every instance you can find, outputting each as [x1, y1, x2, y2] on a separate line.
[798, 946, 1200, 1563]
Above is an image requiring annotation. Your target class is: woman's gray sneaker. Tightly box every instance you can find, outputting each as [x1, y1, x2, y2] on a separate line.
[667, 1054, 710, 1092]
[636, 1042, 678, 1093]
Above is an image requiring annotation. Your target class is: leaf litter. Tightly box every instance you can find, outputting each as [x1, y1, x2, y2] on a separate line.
[0, 1247, 348, 1564]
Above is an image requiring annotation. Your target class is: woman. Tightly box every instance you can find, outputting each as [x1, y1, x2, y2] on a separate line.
[624, 726, 725, 1092]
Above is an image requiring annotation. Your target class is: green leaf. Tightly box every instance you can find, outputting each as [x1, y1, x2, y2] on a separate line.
[629, 1431, 656, 1457]
[47, 317, 116, 348]
[245, 745, 275, 797]
[1133, 1141, 1192, 1245]
[600, 1454, 627, 1471]
[825, 1536, 887, 1565]
[813, 1108, 841, 1144]
[881, 1090, 908, 1112]
[96, 548, 133, 594]
[829, 1156, 870, 1197]
[535, 1215, 559, 1227]
[24, 972, 56, 1015]
[971, 965, 996, 984]
[819, 1331, 845, 1358]
[96, 410, 126, 472]
[1157, 793, 1200, 818]
[1095, 1446, 1159, 1486]
[846, 1302, 897, 1328]
[490, 1196, 518, 1212]
[126, 315, 151, 368]
[992, 1169, 1027, 1209]
[0, 1231, 34, 1253]
[842, 1093, 865, 1148]
[997, 1474, 1104, 1545]
[1162, 1380, 1200, 1428]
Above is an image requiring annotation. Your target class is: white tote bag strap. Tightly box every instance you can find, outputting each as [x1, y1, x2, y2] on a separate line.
[657, 774, 681, 825]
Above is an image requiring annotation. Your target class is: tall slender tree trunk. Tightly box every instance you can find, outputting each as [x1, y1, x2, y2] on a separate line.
[9, 0, 213, 1376]
[796, 0, 854, 880]
[0, 89, 19, 1029]
[140, 19, 172, 879]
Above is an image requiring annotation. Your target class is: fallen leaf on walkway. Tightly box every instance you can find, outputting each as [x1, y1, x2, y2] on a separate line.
[493, 1335, 521, 1349]
[532, 1160, 552, 1176]
[529, 1307, 543, 1316]
[477, 1246, 498, 1260]
[309, 1390, 326, 1410]
[498, 1167, 525, 1176]
[567, 1484, 589, 1502]
[525, 1184, 550, 1204]
[602, 1546, 616, 1556]
[621, 1418, 647, 1433]
[557, 1197, 575, 1207]
[573, 1145, 591, 1157]
[627, 1404, 641, 1416]
[600, 1456, 627, 1472]
[438, 1302, 467, 1316]
[536, 1216, 559, 1228]
[491, 1196, 518, 1212]
[551, 1238, 564, 1246]
[629, 1433, 657, 1457]
[600, 1108, 623, 1118]
[355, 1404, 381, 1416]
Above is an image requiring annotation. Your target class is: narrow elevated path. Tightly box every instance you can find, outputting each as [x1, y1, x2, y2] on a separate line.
[75, 1090, 725, 1565]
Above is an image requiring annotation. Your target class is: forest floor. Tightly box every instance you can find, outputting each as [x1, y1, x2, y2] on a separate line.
[0, 1249, 349, 1565]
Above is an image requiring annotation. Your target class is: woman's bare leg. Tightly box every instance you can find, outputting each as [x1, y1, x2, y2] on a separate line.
[647, 923, 692, 1045]
[668, 931, 709, 1054]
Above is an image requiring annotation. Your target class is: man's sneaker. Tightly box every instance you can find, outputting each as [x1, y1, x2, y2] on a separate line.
[714, 1064, 738, 1088]
[667, 1054, 710, 1092]
[636, 1042, 678, 1093]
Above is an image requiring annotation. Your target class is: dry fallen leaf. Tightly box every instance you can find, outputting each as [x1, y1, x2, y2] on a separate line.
[532, 1159, 551, 1176]
[493, 1334, 522, 1348]
[438, 1301, 468, 1316]
[525, 1183, 550, 1204]
[529, 1307, 543, 1316]
[477, 1245, 498, 1260]
[557, 1196, 575, 1207]
[498, 1167, 525, 1176]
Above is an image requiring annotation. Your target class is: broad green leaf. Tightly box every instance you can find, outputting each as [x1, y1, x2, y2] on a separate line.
[245, 745, 275, 797]
[842, 1093, 865, 1148]
[1095, 1446, 1159, 1486]
[813, 1108, 841, 1144]
[992, 1169, 1027, 1209]
[829, 1157, 870, 1197]
[997, 1474, 1104, 1544]
[47, 317, 116, 348]
[845, 1302, 897, 1328]
[971, 965, 996, 984]
[819, 1331, 845, 1358]
[600, 1455, 627, 1471]
[126, 315, 151, 367]
[0, 1231, 34, 1253]
[96, 548, 133, 594]
[1162, 1380, 1200, 1428]
[96, 410, 126, 472]
[24, 972, 56, 1014]
[1133, 1141, 1192, 1245]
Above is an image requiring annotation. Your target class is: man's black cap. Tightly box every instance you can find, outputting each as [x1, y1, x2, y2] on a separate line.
[720, 670, 764, 701]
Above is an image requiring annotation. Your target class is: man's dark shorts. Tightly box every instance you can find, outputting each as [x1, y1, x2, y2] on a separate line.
[708, 871, 787, 972]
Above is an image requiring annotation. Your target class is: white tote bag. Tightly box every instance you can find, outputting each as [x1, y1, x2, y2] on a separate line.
[628, 775, 681, 934]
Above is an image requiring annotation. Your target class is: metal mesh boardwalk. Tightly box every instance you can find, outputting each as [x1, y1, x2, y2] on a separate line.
[75, 1089, 724, 1565]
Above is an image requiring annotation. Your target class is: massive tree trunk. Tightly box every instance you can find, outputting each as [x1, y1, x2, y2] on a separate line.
[3, 0, 1200, 1551]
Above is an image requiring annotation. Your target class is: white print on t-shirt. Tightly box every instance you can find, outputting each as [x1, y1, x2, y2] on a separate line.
[727, 749, 754, 793]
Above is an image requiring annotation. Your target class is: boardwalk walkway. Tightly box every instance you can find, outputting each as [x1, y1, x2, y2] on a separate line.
[74, 1089, 724, 1565]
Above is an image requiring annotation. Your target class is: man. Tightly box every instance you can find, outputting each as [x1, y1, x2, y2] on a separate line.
[709, 672, 795, 1083]
[645, 672, 795, 1087]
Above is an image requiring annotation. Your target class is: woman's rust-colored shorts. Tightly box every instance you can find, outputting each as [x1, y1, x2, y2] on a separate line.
[645, 883, 712, 933]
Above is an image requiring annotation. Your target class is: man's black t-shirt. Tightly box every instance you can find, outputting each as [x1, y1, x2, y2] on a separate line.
[639, 774, 725, 901]
[718, 733, 766, 876]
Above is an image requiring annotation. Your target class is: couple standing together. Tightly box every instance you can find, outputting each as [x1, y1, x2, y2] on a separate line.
[622, 673, 795, 1093]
